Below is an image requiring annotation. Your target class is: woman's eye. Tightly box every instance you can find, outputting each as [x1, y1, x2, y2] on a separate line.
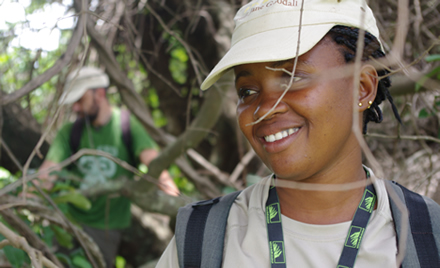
[238, 88, 257, 99]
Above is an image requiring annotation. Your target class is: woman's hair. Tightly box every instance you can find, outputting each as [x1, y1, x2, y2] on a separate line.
[328, 25, 402, 134]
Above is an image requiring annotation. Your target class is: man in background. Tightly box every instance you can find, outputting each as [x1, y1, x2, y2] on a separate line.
[38, 66, 179, 268]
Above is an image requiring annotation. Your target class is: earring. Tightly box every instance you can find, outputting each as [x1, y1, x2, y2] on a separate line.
[358, 102, 363, 107]
[368, 100, 373, 109]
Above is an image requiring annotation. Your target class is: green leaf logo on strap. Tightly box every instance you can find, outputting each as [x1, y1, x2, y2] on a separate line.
[345, 226, 365, 249]
[270, 241, 286, 264]
[364, 196, 374, 211]
[266, 203, 281, 224]
[359, 189, 376, 213]
[350, 231, 360, 247]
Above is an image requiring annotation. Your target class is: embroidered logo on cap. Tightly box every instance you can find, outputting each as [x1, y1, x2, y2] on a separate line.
[240, 0, 299, 18]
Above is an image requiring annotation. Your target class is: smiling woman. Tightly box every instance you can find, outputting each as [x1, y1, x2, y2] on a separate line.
[156, 0, 440, 267]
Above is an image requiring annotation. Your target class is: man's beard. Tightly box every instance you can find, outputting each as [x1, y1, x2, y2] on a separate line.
[78, 101, 99, 124]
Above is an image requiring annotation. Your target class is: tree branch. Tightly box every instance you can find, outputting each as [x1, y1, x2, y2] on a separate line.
[0, 221, 58, 268]
[1, 10, 85, 106]
[0, 208, 64, 268]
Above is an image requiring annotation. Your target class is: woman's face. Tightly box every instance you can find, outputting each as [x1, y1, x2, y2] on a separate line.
[235, 36, 363, 182]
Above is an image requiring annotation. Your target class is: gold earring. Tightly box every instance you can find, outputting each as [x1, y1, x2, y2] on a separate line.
[368, 100, 373, 109]
[358, 102, 363, 107]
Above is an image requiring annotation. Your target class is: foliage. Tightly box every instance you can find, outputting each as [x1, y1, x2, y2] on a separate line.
[416, 54, 440, 139]
[1, 0, 440, 267]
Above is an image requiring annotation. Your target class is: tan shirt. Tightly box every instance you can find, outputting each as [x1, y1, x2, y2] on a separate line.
[157, 175, 397, 267]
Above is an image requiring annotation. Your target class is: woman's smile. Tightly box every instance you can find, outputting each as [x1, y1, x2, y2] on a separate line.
[235, 36, 362, 181]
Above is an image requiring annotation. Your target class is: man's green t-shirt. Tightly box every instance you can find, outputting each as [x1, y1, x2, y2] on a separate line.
[45, 108, 157, 229]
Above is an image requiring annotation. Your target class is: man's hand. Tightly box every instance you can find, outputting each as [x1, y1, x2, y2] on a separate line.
[36, 160, 60, 190]
[158, 170, 180, 196]
[139, 149, 180, 196]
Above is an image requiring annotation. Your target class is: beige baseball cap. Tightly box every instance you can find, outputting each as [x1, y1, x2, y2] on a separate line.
[201, 0, 380, 90]
[59, 66, 110, 105]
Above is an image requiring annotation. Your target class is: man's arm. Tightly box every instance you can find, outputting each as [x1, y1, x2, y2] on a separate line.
[139, 149, 180, 196]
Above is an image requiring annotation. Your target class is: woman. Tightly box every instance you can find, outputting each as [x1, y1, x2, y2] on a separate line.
[157, 0, 440, 267]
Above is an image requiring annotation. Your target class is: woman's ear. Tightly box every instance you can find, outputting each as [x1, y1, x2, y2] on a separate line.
[358, 64, 378, 111]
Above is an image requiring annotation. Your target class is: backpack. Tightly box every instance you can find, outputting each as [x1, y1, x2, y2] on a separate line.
[69, 109, 136, 165]
[175, 181, 440, 268]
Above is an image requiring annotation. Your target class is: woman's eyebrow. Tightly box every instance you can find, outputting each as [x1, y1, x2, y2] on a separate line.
[235, 70, 251, 85]
[270, 59, 293, 68]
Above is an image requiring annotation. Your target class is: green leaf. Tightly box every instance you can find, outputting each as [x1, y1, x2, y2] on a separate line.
[3, 246, 30, 268]
[0, 234, 30, 268]
[56, 252, 73, 267]
[430, 66, 440, 76]
[73, 255, 93, 268]
[418, 108, 430, 118]
[415, 66, 440, 92]
[51, 182, 75, 193]
[52, 192, 91, 210]
[40, 226, 54, 247]
[49, 169, 75, 178]
[425, 54, 440, 62]
[51, 225, 73, 249]
[115, 256, 126, 268]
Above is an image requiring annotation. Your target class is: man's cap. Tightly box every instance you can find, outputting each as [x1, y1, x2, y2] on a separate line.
[59, 66, 109, 105]
[200, 0, 380, 90]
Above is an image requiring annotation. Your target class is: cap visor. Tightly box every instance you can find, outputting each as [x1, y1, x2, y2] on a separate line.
[201, 24, 334, 90]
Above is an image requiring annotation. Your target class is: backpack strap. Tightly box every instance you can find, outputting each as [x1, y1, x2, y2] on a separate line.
[176, 191, 242, 268]
[69, 118, 85, 155]
[120, 109, 135, 166]
[387, 180, 440, 267]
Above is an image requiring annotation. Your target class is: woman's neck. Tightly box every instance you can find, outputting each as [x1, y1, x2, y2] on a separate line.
[276, 166, 367, 225]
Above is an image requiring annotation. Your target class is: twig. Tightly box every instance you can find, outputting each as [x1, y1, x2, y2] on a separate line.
[0, 209, 64, 267]
[0, 239, 10, 249]
[384, 182, 409, 267]
[246, 0, 305, 126]
[0, 221, 59, 268]
[273, 176, 374, 192]
[0, 9, 85, 106]
[351, 1, 383, 181]
[390, 0, 409, 60]
[0, 137, 23, 171]
[20, 6, 89, 200]
[365, 133, 440, 144]
[413, 0, 423, 38]
[145, 2, 203, 86]
[229, 150, 256, 184]
[186, 149, 242, 189]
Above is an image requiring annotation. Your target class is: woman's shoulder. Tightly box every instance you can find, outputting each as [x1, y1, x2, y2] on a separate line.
[227, 175, 272, 226]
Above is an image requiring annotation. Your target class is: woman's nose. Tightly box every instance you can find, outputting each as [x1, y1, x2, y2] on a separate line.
[253, 92, 288, 121]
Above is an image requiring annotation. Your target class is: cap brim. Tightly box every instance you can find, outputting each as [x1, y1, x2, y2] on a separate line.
[59, 85, 88, 105]
[201, 24, 334, 90]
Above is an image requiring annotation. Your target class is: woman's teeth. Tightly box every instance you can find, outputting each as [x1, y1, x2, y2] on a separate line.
[264, 128, 299, 142]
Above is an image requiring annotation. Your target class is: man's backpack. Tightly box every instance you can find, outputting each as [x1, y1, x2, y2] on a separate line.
[175, 181, 440, 268]
[69, 109, 136, 165]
